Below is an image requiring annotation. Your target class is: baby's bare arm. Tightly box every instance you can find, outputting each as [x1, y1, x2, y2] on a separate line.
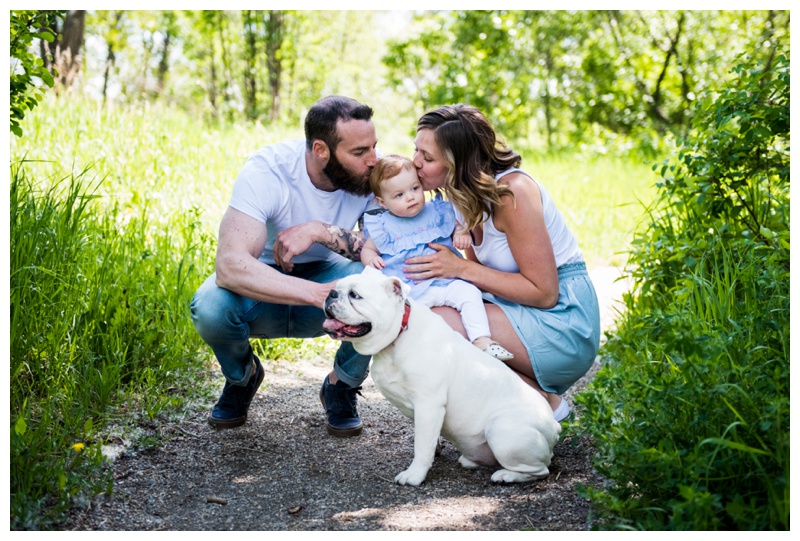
[452, 229, 472, 251]
[360, 237, 386, 269]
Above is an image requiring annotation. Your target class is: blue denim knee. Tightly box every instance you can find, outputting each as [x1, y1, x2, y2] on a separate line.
[190, 273, 258, 384]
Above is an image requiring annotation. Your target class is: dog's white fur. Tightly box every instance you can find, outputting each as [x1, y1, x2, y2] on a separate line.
[323, 267, 561, 485]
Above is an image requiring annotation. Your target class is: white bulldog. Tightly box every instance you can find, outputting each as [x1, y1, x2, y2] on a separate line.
[323, 267, 561, 486]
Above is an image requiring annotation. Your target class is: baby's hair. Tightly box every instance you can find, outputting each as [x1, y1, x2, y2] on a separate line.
[368, 154, 416, 197]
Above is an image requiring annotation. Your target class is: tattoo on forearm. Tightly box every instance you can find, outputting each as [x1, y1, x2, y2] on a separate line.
[321, 223, 365, 261]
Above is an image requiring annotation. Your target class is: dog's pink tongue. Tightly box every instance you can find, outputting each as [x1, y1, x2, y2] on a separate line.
[323, 319, 346, 333]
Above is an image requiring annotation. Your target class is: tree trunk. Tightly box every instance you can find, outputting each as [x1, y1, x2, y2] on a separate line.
[650, 12, 685, 126]
[55, 10, 86, 89]
[243, 10, 258, 120]
[199, 11, 218, 119]
[39, 11, 61, 74]
[209, 54, 218, 119]
[542, 50, 555, 149]
[217, 11, 232, 118]
[101, 12, 124, 104]
[264, 11, 284, 122]
[102, 41, 115, 104]
[156, 11, 176, 95]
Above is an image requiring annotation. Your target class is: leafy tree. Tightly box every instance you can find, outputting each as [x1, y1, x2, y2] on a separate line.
[9, 10, 64, 137]
[384, 10, 541, 141]
[242, 10, 259, 120]
[383, 10, 789, 154]
[278, 11, 384, 124]
[570, 11, 787, 151]
[239, 10, 284, 122]
[263, 10, 284, 122]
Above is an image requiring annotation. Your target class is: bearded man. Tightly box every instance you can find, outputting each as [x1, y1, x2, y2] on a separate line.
[191, 96, 378, 437]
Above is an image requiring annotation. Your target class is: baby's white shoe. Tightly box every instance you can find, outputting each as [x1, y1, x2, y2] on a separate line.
[483, 342, 514, 361]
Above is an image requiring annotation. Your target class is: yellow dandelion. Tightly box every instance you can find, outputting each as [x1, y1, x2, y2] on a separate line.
[71, 442, 85, 452]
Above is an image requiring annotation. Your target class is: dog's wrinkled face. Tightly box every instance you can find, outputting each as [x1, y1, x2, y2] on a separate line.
[323, 267, 409, 354]
[322, 287, 373, 340]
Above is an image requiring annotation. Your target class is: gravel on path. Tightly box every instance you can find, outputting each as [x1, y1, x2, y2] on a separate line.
[61, 267, 630, 531]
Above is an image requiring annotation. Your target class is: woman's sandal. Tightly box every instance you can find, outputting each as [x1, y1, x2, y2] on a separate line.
[553, 396, 572, 422]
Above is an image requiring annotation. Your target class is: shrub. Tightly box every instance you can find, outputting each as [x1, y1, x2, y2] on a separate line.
[575, 51, 789, 530]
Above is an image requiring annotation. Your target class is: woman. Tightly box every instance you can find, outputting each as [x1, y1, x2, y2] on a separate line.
[405, 104, 600, 421]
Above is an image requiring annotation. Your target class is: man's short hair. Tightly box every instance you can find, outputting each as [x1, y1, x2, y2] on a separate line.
[304, 96, 374, 152]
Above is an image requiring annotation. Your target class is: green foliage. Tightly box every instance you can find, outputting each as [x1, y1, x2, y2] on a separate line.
[575, 51, 789, 530]
[384, 10, 574, 142]
[384, 10, 789, 155]
[12, 399, 110, 530]
[629, 51, 789, 304]
[9, 10, 64, 137]
[8, 97, 230, 528]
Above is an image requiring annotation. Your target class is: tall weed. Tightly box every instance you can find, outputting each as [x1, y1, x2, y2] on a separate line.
[578, 241, 788, 529]
[575, 52, 789, 530]
[9, 161, 215, 529]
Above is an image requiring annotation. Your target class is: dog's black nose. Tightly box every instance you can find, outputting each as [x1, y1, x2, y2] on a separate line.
[324, 289, 338, 318]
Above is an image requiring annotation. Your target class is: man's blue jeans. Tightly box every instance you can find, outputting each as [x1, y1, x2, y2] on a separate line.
[190, 259, 370, 388]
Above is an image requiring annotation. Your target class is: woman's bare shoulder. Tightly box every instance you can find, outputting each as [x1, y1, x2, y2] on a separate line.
[495, 171, 541, 215]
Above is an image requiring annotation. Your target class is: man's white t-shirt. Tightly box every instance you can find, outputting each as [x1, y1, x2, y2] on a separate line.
[229, 139, 376, 265]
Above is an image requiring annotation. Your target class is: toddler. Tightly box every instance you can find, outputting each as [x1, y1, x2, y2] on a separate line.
[360, 154, 514, 361]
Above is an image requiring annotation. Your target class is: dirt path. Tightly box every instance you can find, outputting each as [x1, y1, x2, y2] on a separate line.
[61, 267, 630, 531]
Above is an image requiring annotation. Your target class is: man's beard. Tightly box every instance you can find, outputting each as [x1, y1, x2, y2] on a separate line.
[323, 150, 371, 196]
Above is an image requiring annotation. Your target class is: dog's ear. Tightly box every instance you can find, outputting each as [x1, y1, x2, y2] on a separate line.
[387, 277, 409, 300]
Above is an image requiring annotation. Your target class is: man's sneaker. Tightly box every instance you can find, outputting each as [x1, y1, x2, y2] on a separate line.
[319, 375, 363, 437]
[208, 356, 265, 429]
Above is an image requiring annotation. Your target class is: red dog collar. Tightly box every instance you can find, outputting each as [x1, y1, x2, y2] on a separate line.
[399, 302, 411, 335]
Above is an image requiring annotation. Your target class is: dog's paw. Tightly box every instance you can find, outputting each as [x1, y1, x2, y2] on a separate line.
[394, 468, 427, 486]
[491, 468, 545, 484]
[458, 455, 480, 469]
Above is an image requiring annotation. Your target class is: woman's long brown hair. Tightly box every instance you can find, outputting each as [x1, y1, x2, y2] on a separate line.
[417, 104, 519, 230]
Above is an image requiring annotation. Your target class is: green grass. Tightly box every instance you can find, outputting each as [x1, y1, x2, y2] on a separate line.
[520, 153, 657, 267]
[8, 159, 219, 529]
[576, 239, 789, 529]
[8, 96, 254, 529]
[10, 96, 293, 232]
[9, 95, 659, 529]
[11, 96, 658, 268]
